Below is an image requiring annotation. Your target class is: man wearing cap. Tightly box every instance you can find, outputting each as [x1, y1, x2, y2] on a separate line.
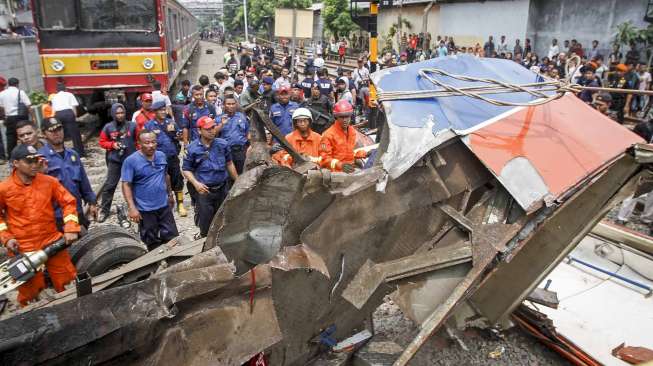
[182, 116, 238, 238]
[270, 86, 299, 137]
[301, 82, 333, 134]
[98, 103, 138, 222]
[319, 100, 369, 173]
[0, 144, 80, 306]
[39, 118, 97, 229]
[181, 85, 217, 144]
[121, 132, 179, 249]
[594, 93, 612, 115]
[219, 95, 250, 174]
[608, 63, 637, 123]
[144, 101, 187, 217]
[240, 78, 261, 107]
[51, 82, 83, 155]
[132, 93, 156, 132]
[261, 76, 276, 112]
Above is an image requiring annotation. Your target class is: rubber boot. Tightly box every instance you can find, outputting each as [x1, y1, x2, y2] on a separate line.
[176, 191, 188, 217]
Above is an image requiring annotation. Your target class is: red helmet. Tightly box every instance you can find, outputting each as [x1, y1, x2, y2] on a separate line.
[333, 100, 353, 117]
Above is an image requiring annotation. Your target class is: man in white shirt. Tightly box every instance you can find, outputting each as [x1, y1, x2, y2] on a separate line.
[497, 35, 508, 54]
[273, 67, 291, 91]
[151, 80, 173, 118]
[0, 77, 33, 160]
[336, 77, 353, 104]
[637, 63, 651, 115]
[548, 38, 560, 60]
[352, 58, 370, 88]
[52, 82, 83, 155]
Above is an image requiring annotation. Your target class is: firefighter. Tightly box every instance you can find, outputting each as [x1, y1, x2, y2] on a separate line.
[272, 107, 321, 167]
[0, 144, 80, 306]
[143, 101, 187, 217]
[121, 132, 179, 250]
[219, 95, 249, 174]
[319, 100, 368, 173]
[39, 118, 97, 229]
[182, 116, 238, 239]
[132, 93, 155, 132]
[98, 103, 138, 222]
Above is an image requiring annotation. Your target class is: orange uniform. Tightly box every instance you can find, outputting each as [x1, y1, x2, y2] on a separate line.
[319, 120, 367, 172]
[0, 172, 80, 305]
[41, 103, 55, 119]
[272, 129, 322, 167]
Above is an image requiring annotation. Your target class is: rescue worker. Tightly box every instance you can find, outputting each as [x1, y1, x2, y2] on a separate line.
[272, 107, 322, 167]
[219, 95, 249, 174]
[181, 85, 217, 144]
[41, 94, 55, 119]
[0, 144, 80, 306]
[39, 118, 97, 229]
[98, 103, 138, 222]
[16, 120, 46, 149]
[239, 78, 260, 107]
[270, 86, 299, 137]
[301, 82, 333, 134]
[132, 93, 155, 132]
[319, 100, 368, 173]
[143, 101, 187, 217]
[261, 77, 276, 112]
[182, 116, 238, 239]
[121, 132, 179, 250]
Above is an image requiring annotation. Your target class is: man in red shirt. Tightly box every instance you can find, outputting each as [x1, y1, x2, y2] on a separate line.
[0, 144, 80, 305]
[132, 93, 155, 133]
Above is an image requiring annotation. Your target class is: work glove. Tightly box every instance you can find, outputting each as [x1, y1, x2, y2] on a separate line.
[342, 163, 355, 173]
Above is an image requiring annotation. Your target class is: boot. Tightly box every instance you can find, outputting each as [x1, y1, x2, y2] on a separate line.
[176, 191, 188, 217]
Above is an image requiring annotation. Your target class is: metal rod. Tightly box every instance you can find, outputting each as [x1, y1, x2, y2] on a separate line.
[567, 256, 652, 296]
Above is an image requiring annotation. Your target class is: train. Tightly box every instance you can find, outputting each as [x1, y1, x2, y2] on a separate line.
[30, 0, 198, 111]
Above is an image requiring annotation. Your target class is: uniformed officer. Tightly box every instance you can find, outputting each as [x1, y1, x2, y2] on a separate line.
[143, 101, 187, 217]
[269, 86, 299, 137]
[219, 95, 249, 174]
[182, 116, 238, 239]
[38, 118, 97, 229]
[181, 85, 217, 144]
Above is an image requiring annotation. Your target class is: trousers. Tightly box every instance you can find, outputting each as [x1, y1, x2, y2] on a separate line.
[56, 109, 84, 155]
[17, 249, 76, 306]
[196, 183, 227, 237]
[138, 204, 179, 250]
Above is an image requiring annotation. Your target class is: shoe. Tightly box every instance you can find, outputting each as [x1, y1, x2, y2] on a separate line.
[193, 232, 205, 240]
[615, 219, 627, 226]
[98, 211, 111, 223]
[176, 191, 188, 217]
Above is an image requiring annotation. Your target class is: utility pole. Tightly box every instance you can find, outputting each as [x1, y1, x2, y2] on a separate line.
[243, 0, 249, 41]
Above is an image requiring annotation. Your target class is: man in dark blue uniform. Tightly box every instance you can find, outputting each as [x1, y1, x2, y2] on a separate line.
[181, 85, 217, 144]
[121, 132, 178, 249]
[38, 118, 97, 230]
[219, 95, 249, 174]
[182, 116, 238, 238]
[269, 86, 298, 137]
[144, 100, 187, 217]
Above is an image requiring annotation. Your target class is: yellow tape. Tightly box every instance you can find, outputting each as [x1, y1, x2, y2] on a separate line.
[330, 159, 339, 170]
[63, 214, 79, 224]
[0, 223, 7, 231]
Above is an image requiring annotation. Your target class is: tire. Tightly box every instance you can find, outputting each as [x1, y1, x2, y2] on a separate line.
[68, 225, 140, 265]
[74, 237, 147, 277]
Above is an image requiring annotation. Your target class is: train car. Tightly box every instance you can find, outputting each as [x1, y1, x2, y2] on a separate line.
[31, 0, 198, 110]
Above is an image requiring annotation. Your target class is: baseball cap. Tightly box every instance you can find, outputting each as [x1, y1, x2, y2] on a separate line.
[42, 117, 63, 132]
[0, 76, 6, 86]
[11, 144, 43, 161]
[151, 100, 167, 110]
[277, 86, 290, 94]
[262, 76, 274, 85]
[197, 116, 216, 129]
[141, 93, 153, 102]
[596, 92, 612, 104]
[337, 77, 347, 84]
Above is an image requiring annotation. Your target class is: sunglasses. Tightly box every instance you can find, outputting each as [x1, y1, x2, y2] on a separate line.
[23, 156, 42, 164]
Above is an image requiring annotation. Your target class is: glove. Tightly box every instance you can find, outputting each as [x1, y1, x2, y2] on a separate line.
[180, 142, 187, 158]
[342, 163, 355, 173]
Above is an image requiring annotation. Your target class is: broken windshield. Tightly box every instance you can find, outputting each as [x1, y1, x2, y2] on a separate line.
[35, 0, 77, 30]
[79, 0, 156, 32]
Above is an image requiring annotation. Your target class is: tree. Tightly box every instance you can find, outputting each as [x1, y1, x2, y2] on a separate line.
[226, 0, 311, 39]
[613, 21, 640, 48]
[638, 24, 653, 67]
[323, 0, 358, 39]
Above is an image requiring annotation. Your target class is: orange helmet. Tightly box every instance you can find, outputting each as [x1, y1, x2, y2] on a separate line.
[333, 99, 353, 117]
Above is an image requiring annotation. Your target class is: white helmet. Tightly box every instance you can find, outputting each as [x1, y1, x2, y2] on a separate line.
[292, 107, 313, 121]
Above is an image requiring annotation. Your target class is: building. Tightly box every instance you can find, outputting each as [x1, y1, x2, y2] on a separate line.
[178, 0, 223, 29]
[378, 0, 649, 58]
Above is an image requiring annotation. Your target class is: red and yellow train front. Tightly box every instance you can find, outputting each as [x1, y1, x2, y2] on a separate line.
[33, 0, 169, 95]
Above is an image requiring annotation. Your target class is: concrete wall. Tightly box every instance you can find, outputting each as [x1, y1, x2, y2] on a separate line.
[0, 37, 43, 92]
[377, 4, 441, 50]
[527, 0, 649, 59]
[439, 0, 530, 47]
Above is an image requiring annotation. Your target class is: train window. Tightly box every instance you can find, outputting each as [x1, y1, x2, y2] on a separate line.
[79, 0, 156, 31]
[34, 0, 77, 30]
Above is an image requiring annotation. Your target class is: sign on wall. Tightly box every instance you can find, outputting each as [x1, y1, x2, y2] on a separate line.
[275, 8, 314, 39]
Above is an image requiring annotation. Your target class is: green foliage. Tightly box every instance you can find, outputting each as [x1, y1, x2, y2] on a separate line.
[323, 0, 358, 38]
[29, 90, 48, 105]
[613, 21, 640, 47]
[225, 0, 311, 37]
[387, 19, 412, 39]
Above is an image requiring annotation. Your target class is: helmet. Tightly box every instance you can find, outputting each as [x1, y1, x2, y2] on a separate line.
[292, 107, 313, 121]
[333, 100, 353, 117]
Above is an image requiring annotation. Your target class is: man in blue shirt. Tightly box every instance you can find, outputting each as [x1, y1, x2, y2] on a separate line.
[180, 85, 217, 144]
[269, 86, 298, 137]
[144, 100, 187, 217]
[219, 95, 249, 174]
[121, 132, 178, 249]
[182, 116, 238, 238]
[316, 68, 335, 101]
[39, 118, 97, 230]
